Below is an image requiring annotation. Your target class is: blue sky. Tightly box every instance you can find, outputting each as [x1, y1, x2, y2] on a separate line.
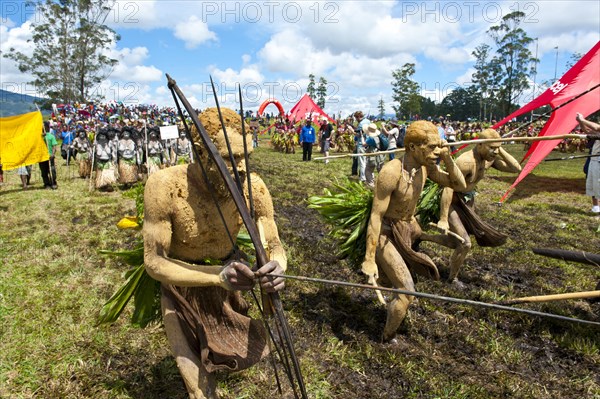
[1, 1, 598, 117]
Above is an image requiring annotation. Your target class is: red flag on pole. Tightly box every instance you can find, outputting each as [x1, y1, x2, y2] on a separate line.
[493, 41, 600, 202]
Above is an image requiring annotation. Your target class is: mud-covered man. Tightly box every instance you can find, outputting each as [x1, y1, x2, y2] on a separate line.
[433, 128, 521, 286]
[361, 120, 467, 343]
[143, 108, 286, 399]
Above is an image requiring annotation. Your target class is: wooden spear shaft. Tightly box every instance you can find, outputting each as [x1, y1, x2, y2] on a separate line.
[314, 134, 587, 160]
[314, 148, 405, 160]
[499, 291, 600, 305]
[450, 133, 587, 147]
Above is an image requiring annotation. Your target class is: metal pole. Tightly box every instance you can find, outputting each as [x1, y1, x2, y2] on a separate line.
[554, 46, 559, 80]
[530, 38, 539, 122]
[268, 273, 600, 327]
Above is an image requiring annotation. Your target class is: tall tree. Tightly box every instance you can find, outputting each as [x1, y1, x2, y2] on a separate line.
[4, 0, 119, 103]
[438, 86, 480, 121]
[471, 43, 501, 121]
[418, 95, 437, 119]
[307, 74, 316, 99]
[564, 52, 583, 72]
[391, 63, 420, 119]
[487, 11, 537, 116]
[316, 77, 327, 109]
[377, 97, 385, 119]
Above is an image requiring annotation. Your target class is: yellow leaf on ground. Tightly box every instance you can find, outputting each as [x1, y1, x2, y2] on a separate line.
[117, 216, 139, 229]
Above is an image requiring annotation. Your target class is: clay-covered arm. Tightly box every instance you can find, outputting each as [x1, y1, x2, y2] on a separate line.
[142, 176, 228, 288]
[492, 147, 522, 173]
[250, 174, 287, 271]
[437, 186, 453, 231]
[361, 166, 397, 280]
[427, 145, 467, 192]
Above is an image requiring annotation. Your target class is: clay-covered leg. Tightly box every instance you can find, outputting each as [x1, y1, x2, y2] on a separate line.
[446, 210, 471, 282]
[376, 235, 415, 342]
[161, 292, 217, 399]
[419, 209, 471, 283]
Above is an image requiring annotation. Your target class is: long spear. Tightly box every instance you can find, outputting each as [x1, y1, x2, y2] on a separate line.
[267, 273, 600, 327]
[314, 134, 587, 161]
[498, 291, 600, 306]
[450, 133, 587, 147]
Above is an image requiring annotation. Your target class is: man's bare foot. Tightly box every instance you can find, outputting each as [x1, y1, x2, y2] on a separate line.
[448, 278, 466, 289]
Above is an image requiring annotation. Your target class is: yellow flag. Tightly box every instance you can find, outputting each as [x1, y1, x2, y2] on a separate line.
[0, 111, 48, 170]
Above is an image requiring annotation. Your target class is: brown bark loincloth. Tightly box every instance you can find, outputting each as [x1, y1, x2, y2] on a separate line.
[161, 284, 269, 373]
[452, 193, 507, 247]
[382, 218, 440, 280]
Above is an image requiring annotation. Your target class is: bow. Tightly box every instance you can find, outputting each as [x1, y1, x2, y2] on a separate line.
[166, 74, 307, 399]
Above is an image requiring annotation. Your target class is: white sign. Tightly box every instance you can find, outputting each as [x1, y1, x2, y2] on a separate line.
[160, 125, 179, 140]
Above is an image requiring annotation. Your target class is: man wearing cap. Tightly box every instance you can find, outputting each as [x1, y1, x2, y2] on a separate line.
[363, 123, 386, 188]
[319, 119, 334, 164]
[361, 121, 466, 343]
[352, 111, 370, 180]
[382, 122, 399, 160]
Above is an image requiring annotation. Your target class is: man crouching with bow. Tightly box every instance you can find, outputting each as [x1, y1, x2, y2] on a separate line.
[143, 107, 286, 398]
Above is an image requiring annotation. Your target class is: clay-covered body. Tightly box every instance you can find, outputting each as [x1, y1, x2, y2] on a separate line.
[434, 129, 521, 284]
[361, 121, 467, 342]
[143, 108, 286, 399]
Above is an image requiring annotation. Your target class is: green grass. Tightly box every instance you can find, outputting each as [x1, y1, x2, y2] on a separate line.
[1, 143, 599, 398]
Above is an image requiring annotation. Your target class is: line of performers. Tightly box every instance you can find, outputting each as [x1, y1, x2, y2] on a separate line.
[71, 125, 193, 191]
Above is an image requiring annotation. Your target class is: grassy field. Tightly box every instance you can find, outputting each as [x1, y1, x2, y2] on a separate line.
[1, 143, 599, 399]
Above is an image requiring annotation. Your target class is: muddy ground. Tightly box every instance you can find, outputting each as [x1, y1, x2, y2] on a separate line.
[230, 148, 600, 399]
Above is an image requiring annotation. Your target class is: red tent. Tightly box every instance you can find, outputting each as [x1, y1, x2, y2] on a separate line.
[494, 41, 600, 202]
[287, 94, 335, 124]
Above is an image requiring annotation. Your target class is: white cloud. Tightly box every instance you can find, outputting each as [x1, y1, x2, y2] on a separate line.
[258, 29, 320, 75]
[211, 64, 264, 85]
[1, 17, 16, 28]
[111, 46, 150, 65]
[455, 68, 476, 86]
[0, 21, 36, 93]
[106, 45, 163, 83]
[423, 46, 473, 65]
[173, 15, 217, 49]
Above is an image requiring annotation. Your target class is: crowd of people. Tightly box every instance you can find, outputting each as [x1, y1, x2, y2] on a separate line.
[0, 102, 194, 191]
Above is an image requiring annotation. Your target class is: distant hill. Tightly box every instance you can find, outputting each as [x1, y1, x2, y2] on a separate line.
[0, 89, 49, 118]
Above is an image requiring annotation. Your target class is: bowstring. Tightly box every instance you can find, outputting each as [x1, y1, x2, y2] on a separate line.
[208, 79, 303, 398]
[170, 79, 303, 397]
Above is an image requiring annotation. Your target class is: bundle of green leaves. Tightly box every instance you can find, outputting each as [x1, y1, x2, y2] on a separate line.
[308, 178, 444, 268]
[308, 179, 373, 267]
